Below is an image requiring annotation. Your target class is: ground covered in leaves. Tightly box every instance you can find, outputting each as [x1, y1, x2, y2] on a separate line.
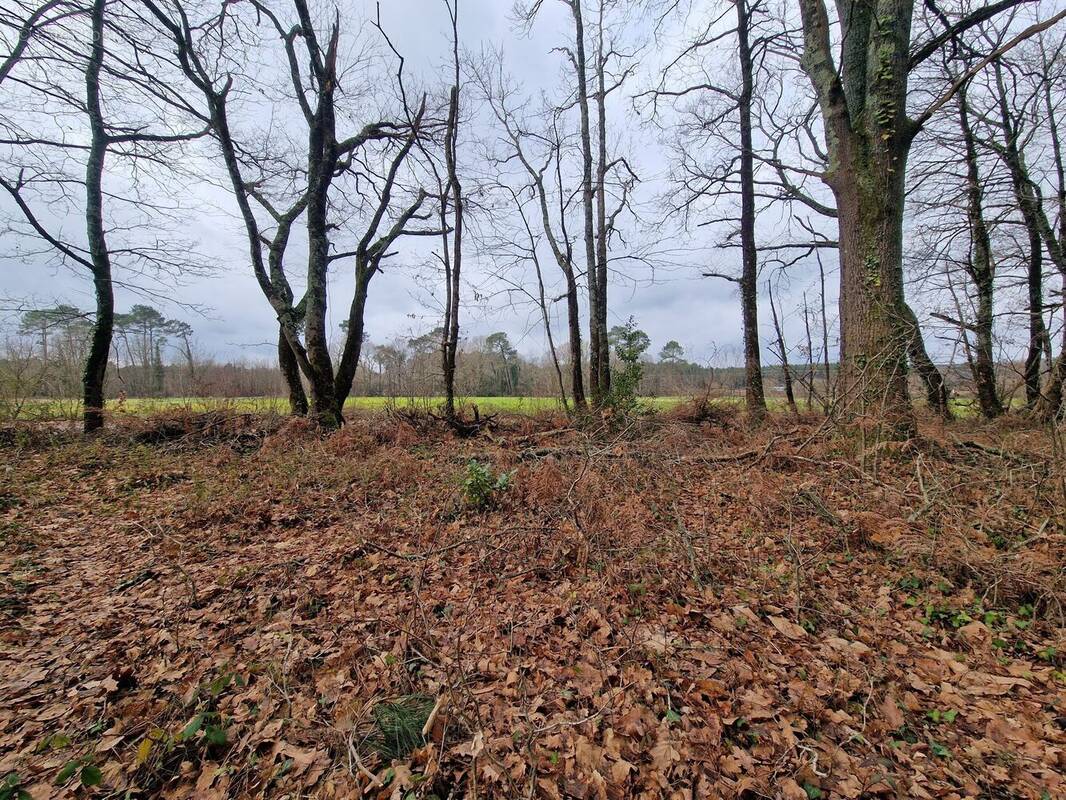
[1, 407, 1064, 799]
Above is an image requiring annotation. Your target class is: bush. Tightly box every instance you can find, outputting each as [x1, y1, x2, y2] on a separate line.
[605, 317, 650, 416]
[462, 459, 513, 510]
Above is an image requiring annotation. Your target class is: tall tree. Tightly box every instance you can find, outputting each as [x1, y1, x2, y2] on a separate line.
[148, 0, 433, 427]
[440, 0, 463, 420]
[2, 0, 205, 431]
[795, 0, 1062, 434]
[646, 0, 771, 420]
[477, 60, 588, 409]
[516, 0, 633, 406]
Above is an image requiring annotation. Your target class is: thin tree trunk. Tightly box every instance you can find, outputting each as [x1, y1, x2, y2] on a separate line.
[1023, 229, 1047, 408]
[442, 81, 462, 419]
[767, 280, 797, 415]
[569, 0, 601, 405]
[553, 135, 587, 410]
[737, 0, 767, 420]
[803, 295, 814, 410]
[1042, 62, 1066, 420]
[958, 85, 1002, 418]
[817, 250, 832, 414]
[993, 60, 1066, 419]
[901, 302, 951, 419]
[441, 3, 462, 420]
[593, 0, 610, 397]
[82, 0, 112, 434]
[278, 326, 308, 415]
[333, 273, 369, 413]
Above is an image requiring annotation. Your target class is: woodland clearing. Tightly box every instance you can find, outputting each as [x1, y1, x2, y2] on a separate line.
[0, 405, 1063, 799]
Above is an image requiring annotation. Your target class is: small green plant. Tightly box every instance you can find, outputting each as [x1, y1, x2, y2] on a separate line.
[926, 708, 958, 725]
[365, 695, 436, 759]
[133, 668, 239, 786]
[461, 460, 513, 510]
[35, 731, 72, 753]
[54, 757, 101, 788]
[929, 740, 950, 758]
[896, 575, 924, 592]
[604, 317, 651, 415]
[0, 774, 31, 800]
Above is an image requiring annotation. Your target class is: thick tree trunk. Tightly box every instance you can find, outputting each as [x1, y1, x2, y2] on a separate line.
[737, 0, 767, 420]
[798, 0, 917, 437]
[82, 0, 111, 434]
[832, 163, 914, 434]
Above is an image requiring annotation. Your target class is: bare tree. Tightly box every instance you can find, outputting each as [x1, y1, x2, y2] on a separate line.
[766, 278, 797, 414]
[148, 0, 434, 428]
[476, 57, 588, 409]
[643, 0, 776, 420]
[2, 0, 207, 431]
[439, 0, 463, 420]
[796, 0, 1064, 433]
[516, 0, 636, 406]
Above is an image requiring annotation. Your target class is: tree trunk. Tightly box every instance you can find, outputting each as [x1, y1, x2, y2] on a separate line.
[901, 302, 951, 419]
[82, 0, 112, 434]
[803, 298, 815, 410]
[1024, 219, 1048, 408]
[333, 273, 369, 417]
[442, 79, 462, 419]
[1045, 330, 1066, 418]
[768, 281, 798, 415]
[737, 0, 767, 420]
[565, 272, 585, 408]
[570, 0, 601, 405]
[831, 151, 914, 434]
[958, 86, 1002, 418]
[278, 326, 308, 415]
[817, 251, 832, 414]
[798, 0, 916, 437]
[593, 1, 610, 397]
[304, 117, 342, 426]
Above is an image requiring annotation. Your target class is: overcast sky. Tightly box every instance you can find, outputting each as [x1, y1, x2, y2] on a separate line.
[0, 0, 840, 367]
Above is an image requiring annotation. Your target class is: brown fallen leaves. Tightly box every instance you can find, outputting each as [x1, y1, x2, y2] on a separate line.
[0, 410, 1063, 799]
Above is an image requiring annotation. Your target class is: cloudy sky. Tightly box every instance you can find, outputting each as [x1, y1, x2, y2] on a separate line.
[0, 0, 839, 367]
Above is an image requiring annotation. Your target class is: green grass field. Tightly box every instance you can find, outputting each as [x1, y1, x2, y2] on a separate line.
[4, 395, 604, 420]
[3, 392, 992, 421]
[5, 394, 748, 421]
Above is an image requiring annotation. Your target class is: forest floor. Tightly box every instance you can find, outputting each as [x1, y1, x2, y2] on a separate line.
[0, 406, 1063, 800]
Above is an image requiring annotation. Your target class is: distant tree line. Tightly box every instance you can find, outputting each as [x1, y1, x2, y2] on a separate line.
[3, 0, 1065, 430]
[2, 306, 831, 410]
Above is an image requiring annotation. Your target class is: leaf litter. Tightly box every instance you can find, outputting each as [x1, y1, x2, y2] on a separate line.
[0, 408, 1063, 799]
